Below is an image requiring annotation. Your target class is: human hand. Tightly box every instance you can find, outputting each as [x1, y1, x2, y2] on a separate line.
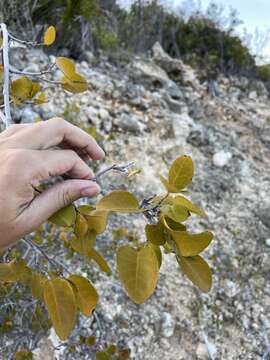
[0, 118, 105, 248]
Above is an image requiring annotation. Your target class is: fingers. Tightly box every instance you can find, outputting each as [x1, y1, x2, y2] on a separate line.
[20, 180, 100, 232]
[5, 118, 105, 160]
[31, 149, 95, 184]
[0, 124, 31, 139]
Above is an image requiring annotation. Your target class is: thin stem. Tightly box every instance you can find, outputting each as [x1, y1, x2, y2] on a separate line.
[93, 162, 135, 182]
[0, 109, 7, 123]
[0, 23, 12, 127]
[9, 33, 43, 47]
[22, 238, 71, 275]
[9, 64, 55, 77]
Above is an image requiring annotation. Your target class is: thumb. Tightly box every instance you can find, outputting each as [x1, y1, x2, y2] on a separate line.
[24, 180, 100, 230]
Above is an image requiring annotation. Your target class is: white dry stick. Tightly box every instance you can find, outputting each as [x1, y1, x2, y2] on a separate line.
[0, 23, 12, 127]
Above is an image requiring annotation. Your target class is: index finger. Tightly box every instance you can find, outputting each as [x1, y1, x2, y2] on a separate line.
[6, 118, 105, 160]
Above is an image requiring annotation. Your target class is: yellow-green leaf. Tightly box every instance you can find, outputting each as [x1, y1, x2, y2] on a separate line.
[34, 92, 47, 104]
[161, 155, 194, 193]
[15, 349, 33, 360]
[56, 57, 76, 78]
[161, 203, 189, 223]
[160, 214, 187, 232]
[173, 195, 207, 218]
[29, 82, 41, 99]
[145, 223, 166, 246]
[49, 205, 76, 227]
[61, 73, 88, 93]
[71, 230, 96, 256]
[88, 248, 111, 274]
[68, 275, 98, 316]
[74, 213, 88, 238]
[168, 155, 194, 190]
[178, 255, 212, 292]
[172, 231, 213, 256]
[85, 210, 108, 234]
[11, 76, 33, 101]
[149, 244, 162, 269]
[117, 245, 159, 304]
[31, 273, 47, 300]
[44, 25, 56, 46]
[78, 205, 96, 215]
[43, 278, 77, 340]
[96, 352, 109, 360]
[0, 259, 31, 283]
[96, 191, 140, 213]
[159, 175, 180, 193]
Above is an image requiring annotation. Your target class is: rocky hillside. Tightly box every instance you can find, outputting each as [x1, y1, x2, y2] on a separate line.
[8, 43, 270, 359]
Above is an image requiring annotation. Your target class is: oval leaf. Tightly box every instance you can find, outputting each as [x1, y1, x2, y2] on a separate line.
[173, 195, 207, 218]
[173, 231, 213, 256]
[49, 205, 76, 227]
[96, 191, 140, 213]
[168, 155, 194, 192]
[71, 230, 96, 256]
[44, 25, 56, 45]
[78, 205, 96, 215]
[88, 248, 111, 274]
[145, 223, 166, 246]
[161, 204, 189, 223]
[11, 76, 33, 101]
[149, 244, 162, 269]
[74, 213, 88, 238]
[43, 278, 77, 340]
[117, 245, 159, 304]
[159, 175, 180, 193]
[56, 57, 76, 78]
[31, 273, 47, 300]
[0, 259, 31, 283]
[68, 275, 98, 316]
[85, 210, 108, 234]
[160, 214, 187, 232]
[61, 73, 88, 93]
[178, 255, 212, 292]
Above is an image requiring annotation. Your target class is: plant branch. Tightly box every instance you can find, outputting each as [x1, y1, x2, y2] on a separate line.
[93, 162, 135, 182]
[0, 23, 12, 127]
[9, 63, 55, 77]
[0, 109, 7, 123]
[22, 238, 72, 275]
[9, 33, 43, 47]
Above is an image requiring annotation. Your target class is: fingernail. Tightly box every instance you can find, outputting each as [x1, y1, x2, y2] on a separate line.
[97, 146, 106, 159]
[81, 183, 101, 197]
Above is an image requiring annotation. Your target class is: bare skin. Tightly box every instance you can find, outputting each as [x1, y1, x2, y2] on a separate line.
[0, 117, 105, 248]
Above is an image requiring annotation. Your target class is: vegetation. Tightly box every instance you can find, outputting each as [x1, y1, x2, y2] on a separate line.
[1, 0, 268, 80]
[0, 24, 214, 358]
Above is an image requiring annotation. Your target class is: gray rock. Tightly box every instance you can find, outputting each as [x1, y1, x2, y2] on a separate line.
[163, 92, 183, 113]
[130, 59, 171, 88]
[172, 113, 195, 140]
[196, 343, 209, 359]
[14, 107, 39, 123]
[223, 279, 240, 298]
[259, 207, 270, 228]
[167, 83, 184, 100]
[83, 50, 96, 64]
[99, 108, 110, 121]
[248, 91, 257, 100]
[265, 239, 270, 247]
[87, 106, 99, 121]
[212, 151, 232, 167]
[152, 42, 200, 88]
[161, 312, 175, 338]
[115, 113, 143, 133]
